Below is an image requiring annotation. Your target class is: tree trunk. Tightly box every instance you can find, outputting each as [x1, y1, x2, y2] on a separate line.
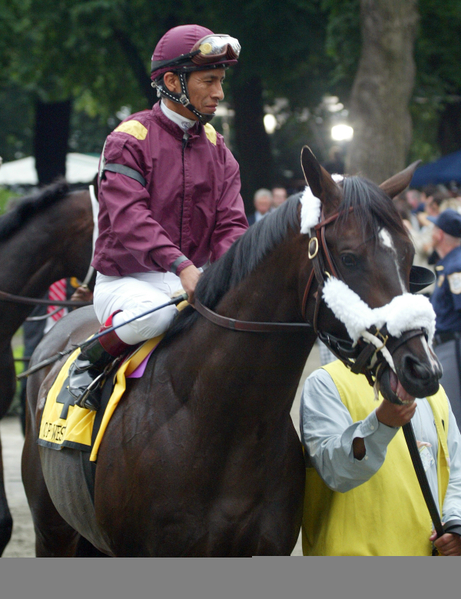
[114, 28, 156, 108]
[34, 99, 72, 185]
[346, 0, 419, 183]
[230, 71, 275, 213]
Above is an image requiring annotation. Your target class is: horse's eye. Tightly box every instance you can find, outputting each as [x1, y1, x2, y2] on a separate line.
[341, 254, 357, 268]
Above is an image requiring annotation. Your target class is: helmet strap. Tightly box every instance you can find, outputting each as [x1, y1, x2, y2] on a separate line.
[151, 73, 214, 125]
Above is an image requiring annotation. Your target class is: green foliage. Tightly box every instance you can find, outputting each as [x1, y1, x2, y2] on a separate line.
[1, 0, 460, 173]
[0, 186, 20, 215]
[415, 0, 461, 98]
[321, 0, 361, 98]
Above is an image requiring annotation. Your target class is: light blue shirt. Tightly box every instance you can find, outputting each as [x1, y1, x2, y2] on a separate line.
[300, 368, 461, 525]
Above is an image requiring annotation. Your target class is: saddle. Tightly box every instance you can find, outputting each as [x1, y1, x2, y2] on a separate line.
[38, 335, 162, 462]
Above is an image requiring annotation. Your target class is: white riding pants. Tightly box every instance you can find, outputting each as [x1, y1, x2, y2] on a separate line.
[93, 271, 184, 345]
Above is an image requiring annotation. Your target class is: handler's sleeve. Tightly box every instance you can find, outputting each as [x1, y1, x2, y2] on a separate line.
[300, 368, 399, 493]
[442, 405, 461, 524]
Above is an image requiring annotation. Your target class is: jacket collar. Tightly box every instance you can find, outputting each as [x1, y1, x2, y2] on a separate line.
[152, 102, 201, 140]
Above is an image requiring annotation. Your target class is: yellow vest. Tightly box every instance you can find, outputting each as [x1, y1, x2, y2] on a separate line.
[302, 361, 450, 556]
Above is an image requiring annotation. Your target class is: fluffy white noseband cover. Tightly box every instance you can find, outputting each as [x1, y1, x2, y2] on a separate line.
[322, 277, 436, 346]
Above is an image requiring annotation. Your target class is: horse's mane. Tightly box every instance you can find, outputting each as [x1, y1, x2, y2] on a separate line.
[0, 179, 70, 242]
[166, 176, 408, 340]
[166, 195, 301, 337]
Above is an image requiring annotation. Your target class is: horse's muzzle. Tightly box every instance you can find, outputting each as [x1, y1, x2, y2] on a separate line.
[376, 330, 443, 404]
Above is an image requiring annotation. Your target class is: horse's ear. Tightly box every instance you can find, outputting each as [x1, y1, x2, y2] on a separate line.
[300, 146, 342, 209]
[379, 160, 422, 198]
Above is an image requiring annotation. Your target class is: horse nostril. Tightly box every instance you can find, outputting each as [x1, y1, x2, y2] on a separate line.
[403, 355, 430, 381]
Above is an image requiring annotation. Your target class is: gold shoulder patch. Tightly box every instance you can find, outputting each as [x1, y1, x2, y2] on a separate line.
[114, 120, 148, 141]
[204, 123, 217, 145]
[448, 272, 461, 294]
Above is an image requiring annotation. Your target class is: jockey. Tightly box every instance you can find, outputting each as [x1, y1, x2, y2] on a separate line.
[69, 24, 248, 411]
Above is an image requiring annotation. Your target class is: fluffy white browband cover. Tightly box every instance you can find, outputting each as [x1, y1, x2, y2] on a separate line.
[322, 277, 436, 346]
[300, 186, 322, 234]
[299, 175, 343, 234]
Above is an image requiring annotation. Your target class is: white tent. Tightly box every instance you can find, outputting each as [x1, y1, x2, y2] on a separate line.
[0, 153, 99, 186]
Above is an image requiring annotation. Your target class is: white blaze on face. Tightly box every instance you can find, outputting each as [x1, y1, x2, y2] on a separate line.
[379, 228, 406, 293]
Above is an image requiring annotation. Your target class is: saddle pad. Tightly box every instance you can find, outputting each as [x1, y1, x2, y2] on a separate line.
[38, 335, 162, 462]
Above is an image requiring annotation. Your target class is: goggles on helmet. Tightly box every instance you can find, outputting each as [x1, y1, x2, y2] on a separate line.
[190, 34, 241, 65]
[151, 34, 240, 77]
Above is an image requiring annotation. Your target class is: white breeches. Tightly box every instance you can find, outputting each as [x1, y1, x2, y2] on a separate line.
[93, 272, 184, 345]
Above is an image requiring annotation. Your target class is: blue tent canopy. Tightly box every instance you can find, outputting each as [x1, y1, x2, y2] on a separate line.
[411, 149, 461, 187]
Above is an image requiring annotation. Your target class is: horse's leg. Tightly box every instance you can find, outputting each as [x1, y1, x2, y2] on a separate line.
[0, 344, 16, 420]
[22, 403, 80, 557]
[0, 344, 16, 556]
[0, 436, 13, 556]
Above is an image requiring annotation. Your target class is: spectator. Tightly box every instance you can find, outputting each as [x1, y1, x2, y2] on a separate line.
[247, 188, 273, 225]
[429, 209, 461, 430]
[271, 185, 287, 209]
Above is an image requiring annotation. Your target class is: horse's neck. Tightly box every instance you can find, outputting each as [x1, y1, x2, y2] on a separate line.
[161, 241, 316, 420]
[0, 192, 93, 337]
[1, 193, 92, 295]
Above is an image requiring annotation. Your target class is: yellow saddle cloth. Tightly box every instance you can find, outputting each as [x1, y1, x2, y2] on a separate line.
[38, 335, 162, 462]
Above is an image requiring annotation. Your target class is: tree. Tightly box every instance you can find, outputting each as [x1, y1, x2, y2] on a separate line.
[323, 0, 461, 171]
[413, 0, 461, 159]
[345, 0, 419, 183]
[2, 0, 331, 207]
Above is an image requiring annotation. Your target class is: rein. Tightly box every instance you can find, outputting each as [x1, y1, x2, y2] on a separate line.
[194, 299, 313, 333]
[0, 289, 92, 308]
[193, 208, 346, 335]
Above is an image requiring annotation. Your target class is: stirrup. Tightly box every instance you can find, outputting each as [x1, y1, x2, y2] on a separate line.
[74, 372, 107, 411]
[74, 357, 122, 411]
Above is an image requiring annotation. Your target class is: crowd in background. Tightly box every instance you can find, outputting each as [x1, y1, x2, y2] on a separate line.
[396, 182, 461, 290]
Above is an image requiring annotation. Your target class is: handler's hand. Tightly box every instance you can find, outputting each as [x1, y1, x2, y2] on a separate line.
[430, 530, 461, 556]
[179, 265, 201, 305]
[376, 397, 416, 428]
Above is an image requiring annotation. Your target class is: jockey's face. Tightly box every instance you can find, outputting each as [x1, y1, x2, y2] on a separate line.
[164, 68, 226, 121]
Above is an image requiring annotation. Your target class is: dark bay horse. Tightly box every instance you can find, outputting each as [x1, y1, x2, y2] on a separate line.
[0, 181, 94, 554]
[22, 148, 442, 556]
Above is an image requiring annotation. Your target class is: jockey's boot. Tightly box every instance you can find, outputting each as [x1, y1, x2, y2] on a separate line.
[68, 312, 132, 411]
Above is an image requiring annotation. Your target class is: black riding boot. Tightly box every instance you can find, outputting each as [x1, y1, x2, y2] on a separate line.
[68, 312, 131, 411]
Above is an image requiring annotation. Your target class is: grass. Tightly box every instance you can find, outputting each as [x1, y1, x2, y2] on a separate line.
[0, 186, 20, 215]
[9, 331, 25, 416]
[1, 188, 26, 414]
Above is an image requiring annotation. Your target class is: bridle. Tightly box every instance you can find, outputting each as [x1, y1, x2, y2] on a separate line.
[195, 204, 411, 386]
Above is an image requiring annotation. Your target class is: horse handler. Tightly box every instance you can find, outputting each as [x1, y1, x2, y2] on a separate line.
[68, 24, 248, 410]
[300, 360, 461, 555]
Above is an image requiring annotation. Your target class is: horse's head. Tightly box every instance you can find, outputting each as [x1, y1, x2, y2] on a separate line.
[300, 146, 442, 404]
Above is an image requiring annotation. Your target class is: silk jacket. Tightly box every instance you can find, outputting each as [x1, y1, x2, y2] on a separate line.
[93, 102, 248, 277]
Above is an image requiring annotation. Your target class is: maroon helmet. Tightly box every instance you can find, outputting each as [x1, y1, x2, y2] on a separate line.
[150, 24, 240, 123]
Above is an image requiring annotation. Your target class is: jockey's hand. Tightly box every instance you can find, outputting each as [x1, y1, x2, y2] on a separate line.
[179, 265, 201, 305]
[70, 285, 93, 304]
[376, 397, 416, 428]
[430, 530, 461, 556]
